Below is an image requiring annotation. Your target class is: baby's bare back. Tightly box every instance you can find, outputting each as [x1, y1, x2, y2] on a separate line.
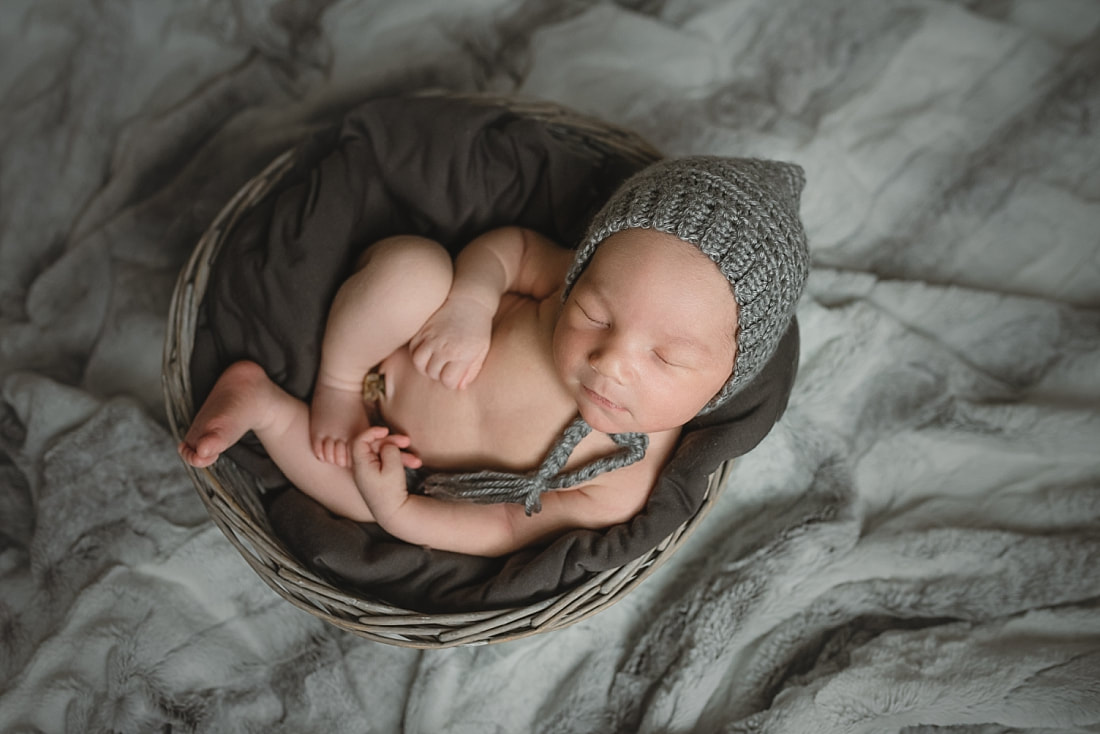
[377, 292, 590, 472]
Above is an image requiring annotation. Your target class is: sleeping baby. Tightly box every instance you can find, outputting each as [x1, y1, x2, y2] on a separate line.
[178, 156, 809, 557]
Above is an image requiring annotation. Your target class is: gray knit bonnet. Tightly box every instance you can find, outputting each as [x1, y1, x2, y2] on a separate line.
[562, 155, 810, 413]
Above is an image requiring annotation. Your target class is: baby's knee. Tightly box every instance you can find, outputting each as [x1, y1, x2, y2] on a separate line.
[360, 236, 452, 299]
[359, 235, 449, 275]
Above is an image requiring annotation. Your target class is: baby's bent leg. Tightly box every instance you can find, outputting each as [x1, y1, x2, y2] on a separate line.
[181, 360, 375, 522]
[312, 235, 453, 466]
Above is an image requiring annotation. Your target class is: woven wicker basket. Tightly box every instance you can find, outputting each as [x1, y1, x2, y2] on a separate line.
[162, 92, 733, 648]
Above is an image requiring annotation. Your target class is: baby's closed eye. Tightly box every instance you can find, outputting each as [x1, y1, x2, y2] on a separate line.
[653, 351, 680, 367]
[578, 304, 608, 327]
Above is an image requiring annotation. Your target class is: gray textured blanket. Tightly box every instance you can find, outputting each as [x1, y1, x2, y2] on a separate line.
[2, 1, 1098, 732]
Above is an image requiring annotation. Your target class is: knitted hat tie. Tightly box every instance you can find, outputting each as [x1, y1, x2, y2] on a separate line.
[420, 415, 649, 515]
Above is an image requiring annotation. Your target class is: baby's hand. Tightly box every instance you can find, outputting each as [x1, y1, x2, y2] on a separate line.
[351, 426, 420, 520]
[355, 426, 422, 469]
[408, 295, 493, 389]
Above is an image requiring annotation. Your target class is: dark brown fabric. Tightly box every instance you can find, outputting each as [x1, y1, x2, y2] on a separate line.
[190, 94, 799, 612]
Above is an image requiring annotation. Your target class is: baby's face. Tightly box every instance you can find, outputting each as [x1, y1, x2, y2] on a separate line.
[553, 228, 738, 435]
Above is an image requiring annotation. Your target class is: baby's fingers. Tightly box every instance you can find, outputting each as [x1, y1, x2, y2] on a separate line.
[382, 433, 410, 448]
[409, 337, 433, 375]
[351, 436, 410, 520]
[371, 434, 420, 469]
[361, 425, 390, 442]
[456, 353, 487, 390]
[351, 434, 398, 484]
[374, 442, 407, 481]
[350, 435, 382, 476]
[439, 360, 468, 390]
[411, 344, 446, 381]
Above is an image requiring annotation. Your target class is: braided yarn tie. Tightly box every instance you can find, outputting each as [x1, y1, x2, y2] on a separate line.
[420, 415, 649, 515]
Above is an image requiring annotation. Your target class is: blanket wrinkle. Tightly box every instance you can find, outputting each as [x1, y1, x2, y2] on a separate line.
[733, 610, 1100, 733]
[74, 55, 311, 249]
[607, 470, 861, 728]
[807, 271, 1081, 397]
[0, 374, 208, 687]
[605, 430, 1100, 731]
[0, 462, 32, 550]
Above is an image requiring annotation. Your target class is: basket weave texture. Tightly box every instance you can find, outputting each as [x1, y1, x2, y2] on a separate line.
[162, 93, 731, 648]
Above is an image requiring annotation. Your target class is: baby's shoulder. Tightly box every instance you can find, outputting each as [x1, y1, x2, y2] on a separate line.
[578, 427, 678, 488]
[551, 427, 680, 525]
[490, 288, 560, 349]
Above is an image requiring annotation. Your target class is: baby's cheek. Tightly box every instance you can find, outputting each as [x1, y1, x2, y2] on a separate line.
[677, 373, 725, 417]
[554, 326, 590, 369]
[550, 327, 571, 371]
[634, 378, 689, 426]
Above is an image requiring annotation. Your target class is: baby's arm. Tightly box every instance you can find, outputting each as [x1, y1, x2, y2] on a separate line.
[408, 226, 572, 389]
[352, 429, 670, 556]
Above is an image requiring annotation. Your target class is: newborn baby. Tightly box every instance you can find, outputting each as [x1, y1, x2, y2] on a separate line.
[178, 156, 809, 557]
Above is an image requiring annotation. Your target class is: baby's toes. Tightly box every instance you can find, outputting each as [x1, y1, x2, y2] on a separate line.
[311, 435, 327, 462]
[317, 436, 338, 464]
[177, 441, 198, 466]
[179, 440, 212, 468]
[333, 439, 351, 468]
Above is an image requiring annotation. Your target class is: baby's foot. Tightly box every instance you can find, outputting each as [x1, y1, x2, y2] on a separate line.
[179, 361, 272, 468]
[310, 377, 370, 468]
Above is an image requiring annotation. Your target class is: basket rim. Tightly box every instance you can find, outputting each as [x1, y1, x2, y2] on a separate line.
[162, 91, 730, 648]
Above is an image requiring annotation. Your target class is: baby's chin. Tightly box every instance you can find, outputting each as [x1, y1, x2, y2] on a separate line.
[576, 402, 635, 435]
[577, 403, 679, 436]
[570, 382, 713, 435]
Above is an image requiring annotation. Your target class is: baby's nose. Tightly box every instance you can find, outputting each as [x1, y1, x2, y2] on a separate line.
[589, 344, 633, 383]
